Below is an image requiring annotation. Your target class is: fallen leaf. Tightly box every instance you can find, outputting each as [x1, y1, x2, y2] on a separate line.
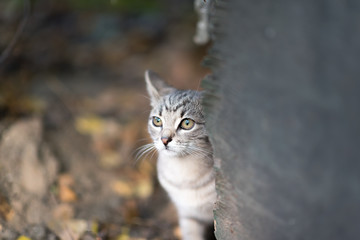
[0, 194, 14, 221]
[75, 115, 104, 135]
[59, 185, 77, 202]
[111, 180, 133, 197]
[173, 226, 181, 239]
[100, 151, 122, 168]
[91, 221, 99, 234]
[58, 174, 77, 202]
[17, 236, 32, 240]
[135, 179, 153, 199]
[117, 227, 129, 240]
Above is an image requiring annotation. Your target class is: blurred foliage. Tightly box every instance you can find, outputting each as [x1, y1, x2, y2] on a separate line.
[0, 0, 163, 13]
[0, 0, 23, 18]
[65, 0, 163, 13]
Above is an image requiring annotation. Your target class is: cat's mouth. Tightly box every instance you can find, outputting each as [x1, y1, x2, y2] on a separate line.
[155, 141, 184, 156]
[158, 144, 179, 155]
[163, 146, 174, 152]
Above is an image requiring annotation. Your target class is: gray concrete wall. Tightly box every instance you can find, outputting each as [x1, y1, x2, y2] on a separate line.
[203, 0, 360, 239]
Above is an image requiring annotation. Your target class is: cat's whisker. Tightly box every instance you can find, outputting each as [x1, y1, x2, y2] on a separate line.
[134, 143, 156, 165]
[187, 146, 213, 161]
[189, 145, 212, 155]
[136, 146, 154, 160]
[148, 148, 158, 161]
[137, 147, 157, 165]
[178, 145, 212, 160]
[133, 143, 153, 158]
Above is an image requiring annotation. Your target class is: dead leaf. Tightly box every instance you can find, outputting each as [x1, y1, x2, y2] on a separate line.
[91, 221, 99, 234]
[59, 186, 77, 202]
[58, 174, 77, 202]
[100, 151, 122, 168]
[17, 236, 32, 240]
[111, 180, 133, 197]
[0, 194, 14, 221]
[173, 226, 181, 239]
[135, 179, 153, 199]
[117, 227, 130, 240]
[75, 115, 104, 135]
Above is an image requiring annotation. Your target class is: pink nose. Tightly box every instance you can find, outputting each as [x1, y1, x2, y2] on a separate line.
[161, 137, 172, 146]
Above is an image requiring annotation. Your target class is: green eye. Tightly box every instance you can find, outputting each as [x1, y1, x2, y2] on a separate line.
[152, 116, 162, 127]
[180, 118, 195, 130]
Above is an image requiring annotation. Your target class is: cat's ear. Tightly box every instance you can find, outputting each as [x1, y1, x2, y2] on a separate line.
[145, 70, 175, 106]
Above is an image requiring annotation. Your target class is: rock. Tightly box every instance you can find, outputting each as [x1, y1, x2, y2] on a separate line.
[0, 118, 58, 229]
[0, 228, 18, 240]
[27, 225, 46, 239]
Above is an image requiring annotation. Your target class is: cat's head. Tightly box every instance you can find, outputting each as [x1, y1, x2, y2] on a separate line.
[145, 70, 211, 158]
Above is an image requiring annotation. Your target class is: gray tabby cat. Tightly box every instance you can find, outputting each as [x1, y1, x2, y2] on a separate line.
[144, 70, 216, 240]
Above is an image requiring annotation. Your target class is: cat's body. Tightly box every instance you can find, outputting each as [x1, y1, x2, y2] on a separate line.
[144, 70, 216, 240]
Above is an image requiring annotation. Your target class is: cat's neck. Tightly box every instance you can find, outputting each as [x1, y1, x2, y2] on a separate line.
[158, 152, 214, 171]
[157, 152, 214, 188]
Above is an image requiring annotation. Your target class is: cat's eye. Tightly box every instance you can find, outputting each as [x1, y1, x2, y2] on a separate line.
[152, 116, 162, 127]
[180, 118, 195, 130]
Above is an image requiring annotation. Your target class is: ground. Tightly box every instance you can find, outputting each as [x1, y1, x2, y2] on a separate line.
[0, 1, 210, 239]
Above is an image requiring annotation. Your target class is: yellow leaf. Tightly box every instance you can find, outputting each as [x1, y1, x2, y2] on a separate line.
[17, 236, 32, 240]
[100, 151, 122, 168]
[75, 115, 104, 135]
[111, 180, 133, 197]
[91, 221, 98, 234]
[135, 179, 153, 199]
[117, 227, 130, 240]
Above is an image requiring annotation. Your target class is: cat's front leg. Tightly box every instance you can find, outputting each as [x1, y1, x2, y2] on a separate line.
[179, 217, 207, 240]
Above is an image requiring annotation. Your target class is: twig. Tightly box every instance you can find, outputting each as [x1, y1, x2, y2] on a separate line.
[0, 0, 30, 65]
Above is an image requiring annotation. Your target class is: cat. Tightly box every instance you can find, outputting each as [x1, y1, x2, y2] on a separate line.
[144, 70, 216, 240]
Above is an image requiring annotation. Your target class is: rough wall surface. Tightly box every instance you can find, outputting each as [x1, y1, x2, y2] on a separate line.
[203, 0, 360, 239]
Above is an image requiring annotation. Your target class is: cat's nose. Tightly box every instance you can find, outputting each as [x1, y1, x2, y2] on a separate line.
[161, 136, 172, 146]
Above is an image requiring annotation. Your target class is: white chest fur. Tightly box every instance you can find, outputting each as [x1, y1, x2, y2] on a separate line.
[157, 154, 216, 220]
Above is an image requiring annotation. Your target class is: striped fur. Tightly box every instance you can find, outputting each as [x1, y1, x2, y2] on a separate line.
[144, 70, 216, 240]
